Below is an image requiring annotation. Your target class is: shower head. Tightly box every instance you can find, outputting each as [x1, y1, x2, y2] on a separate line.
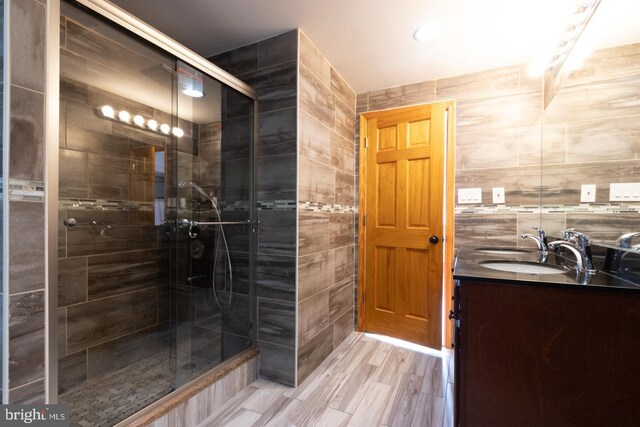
[179, 181, 218, 208]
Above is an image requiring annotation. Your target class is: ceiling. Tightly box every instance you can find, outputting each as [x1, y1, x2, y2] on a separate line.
[111, 0, 640, 93]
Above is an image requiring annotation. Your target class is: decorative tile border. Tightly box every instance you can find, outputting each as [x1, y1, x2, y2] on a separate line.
[298, 201, 357, 214]
[455, 203, 640, 215]
[60, 198, 154, 211]
[4, 179, 45, 202]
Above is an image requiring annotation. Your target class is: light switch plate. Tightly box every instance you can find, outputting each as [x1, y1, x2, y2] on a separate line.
[492, 187, 505, 204]
[580, 184, 596, 203]
[610, 183, 640, 201]
[458, 188, 482, 204]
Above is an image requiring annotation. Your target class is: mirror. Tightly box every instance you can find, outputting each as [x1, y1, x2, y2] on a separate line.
[540, 0, 640, 250]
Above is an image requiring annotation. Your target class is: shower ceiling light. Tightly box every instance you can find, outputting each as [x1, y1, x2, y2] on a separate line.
[96, 106, 183, 138]
[178, 63, 204, 98]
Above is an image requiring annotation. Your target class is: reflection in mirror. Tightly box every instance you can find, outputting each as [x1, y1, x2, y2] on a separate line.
[540, 0, 640, 250]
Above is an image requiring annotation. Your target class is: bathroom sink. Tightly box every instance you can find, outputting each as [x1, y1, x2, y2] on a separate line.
[475, 247, 531, 255]
[479, 260, 567, 275]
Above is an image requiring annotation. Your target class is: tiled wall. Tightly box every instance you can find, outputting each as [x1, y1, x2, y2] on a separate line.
[296, 32, 356, 383]
[3, 0, 48, 404]
[539, 43, 640, 242]
[57, 15, 175, 395]
[210, 30, 357, 386]
[356, 64, 544, 251]
[209, 30, 299, 386]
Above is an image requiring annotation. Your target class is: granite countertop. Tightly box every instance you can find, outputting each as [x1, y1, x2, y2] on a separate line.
[453, 246, 640, 291]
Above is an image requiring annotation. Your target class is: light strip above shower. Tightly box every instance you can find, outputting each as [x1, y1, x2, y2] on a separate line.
[97, 105, 185, 138]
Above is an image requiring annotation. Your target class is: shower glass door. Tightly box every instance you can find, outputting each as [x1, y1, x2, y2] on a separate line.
[58, 2, 255, 425]
[173, 61, 255, 386]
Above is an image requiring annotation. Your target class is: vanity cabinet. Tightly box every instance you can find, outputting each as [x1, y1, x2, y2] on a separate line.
[454, 279, 640, 427]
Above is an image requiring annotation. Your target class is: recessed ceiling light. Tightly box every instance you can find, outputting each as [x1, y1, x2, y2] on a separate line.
[413, 22, 442, 42]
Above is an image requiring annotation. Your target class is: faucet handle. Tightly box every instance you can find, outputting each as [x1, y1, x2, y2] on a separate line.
[531, 227, 546, 239]
[563, 229, 591, 250]
[616, 231, 640, 248]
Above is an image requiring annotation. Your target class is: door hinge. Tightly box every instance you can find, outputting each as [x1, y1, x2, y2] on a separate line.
[364, 137, 368, 148]
[363, 215, 366, 226]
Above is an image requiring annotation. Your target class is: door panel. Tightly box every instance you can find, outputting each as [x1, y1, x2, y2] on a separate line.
[363, 104, 447, 349]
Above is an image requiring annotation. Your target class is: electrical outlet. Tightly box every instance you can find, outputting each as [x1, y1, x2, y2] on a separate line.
[580, 184, 596, 203]
[610, 183, 640, 202]
[458, 188, 482, 204]
[492, 187, 505, 204]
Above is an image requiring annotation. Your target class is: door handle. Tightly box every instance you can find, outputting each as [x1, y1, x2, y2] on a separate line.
[429, 235, 439, 244]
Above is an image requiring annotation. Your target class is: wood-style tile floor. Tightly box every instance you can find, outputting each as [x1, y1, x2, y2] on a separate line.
[198, 332, 454, 427]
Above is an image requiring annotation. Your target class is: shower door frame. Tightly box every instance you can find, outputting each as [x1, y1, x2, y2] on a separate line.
[45, 0, 258, 403]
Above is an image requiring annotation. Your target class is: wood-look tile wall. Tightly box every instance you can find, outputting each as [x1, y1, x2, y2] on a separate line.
[3, 0, 48, 404]
[57, 16, 176, 397]
[209, 30, 299, 386]
[297, 32, 356, 384]
[211, 30, 357, 386]
[356, 64, 544, 251]
[541, 43, 640, 242]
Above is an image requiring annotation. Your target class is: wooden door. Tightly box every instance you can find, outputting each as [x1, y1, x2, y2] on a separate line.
[360, 103, 450, 349]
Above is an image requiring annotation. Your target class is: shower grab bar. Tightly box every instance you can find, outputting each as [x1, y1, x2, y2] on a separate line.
[193, 220, 252, 226]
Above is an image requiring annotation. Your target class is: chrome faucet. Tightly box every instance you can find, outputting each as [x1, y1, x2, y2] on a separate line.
[563, 229, 591, 252]
[616, 232, 640, 249]
[520, 227, 548, 253]
[548, 240, 596, 274]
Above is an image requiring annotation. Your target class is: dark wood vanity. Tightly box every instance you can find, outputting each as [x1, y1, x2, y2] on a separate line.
[453, 249, 640, 427]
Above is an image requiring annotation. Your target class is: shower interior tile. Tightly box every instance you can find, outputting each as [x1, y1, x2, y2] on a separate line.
[66, 287, 158, 353]
[8, 291, 46, 389]
[258, 108, 297, 157]
[87, 248, 169, 300]
[258, 340, 295, 386]
[58, 350, 87, 394]
[242, 62, 297, 114]
[258, 298, 295, 347]
[257, 154, 297, 202]
[208, 43, 258, 76]
[258, 210, 296, 256]
[9, 201, 45, 294]
[9, 0, 46, 93]
[58, 256, 87, 306]
[256, 254, 296, 302]
[9, 86, 45, 181]
[258, 30, 298, 69]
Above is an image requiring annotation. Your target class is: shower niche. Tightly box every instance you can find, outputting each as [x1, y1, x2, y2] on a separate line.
[57, 2, 256, 425]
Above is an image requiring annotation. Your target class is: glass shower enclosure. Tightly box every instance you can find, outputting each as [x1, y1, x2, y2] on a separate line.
[57, 2, 256, 424]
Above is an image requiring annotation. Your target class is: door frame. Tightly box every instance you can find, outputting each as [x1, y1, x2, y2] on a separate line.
[357, 102, 456, 348]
